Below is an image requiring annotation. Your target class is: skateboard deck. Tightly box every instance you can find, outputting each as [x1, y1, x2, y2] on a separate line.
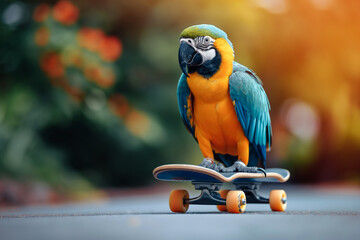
[153, 164, 290, 183]
[153, 164, 290, 214]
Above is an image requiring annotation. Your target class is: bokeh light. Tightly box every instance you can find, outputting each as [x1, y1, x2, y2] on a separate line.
[33, 4, 50, 22]
[52, 0, 78, 25]
[283, 100, 320, 141]
[2, 2, 26, 26]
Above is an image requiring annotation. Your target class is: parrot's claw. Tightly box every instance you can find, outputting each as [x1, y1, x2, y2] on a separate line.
[199, 158, 214, 168]
[215, 162, 225, 172]
[220, 161, 267, 176]
[198, 159, 265, 175]
[199, 158, 220, 171]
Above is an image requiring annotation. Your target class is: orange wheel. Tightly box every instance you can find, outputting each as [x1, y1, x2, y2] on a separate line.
[169, 189, 189, 213]
[226, 191, 246, 213]
[269, 190, 287, 211]
[217, 189, 230, 212]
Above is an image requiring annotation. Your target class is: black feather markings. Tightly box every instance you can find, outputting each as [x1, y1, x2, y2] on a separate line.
[188, 48, 221, 79]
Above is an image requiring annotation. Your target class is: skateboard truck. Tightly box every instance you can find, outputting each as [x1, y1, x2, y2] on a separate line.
[188, 181, 270, 206]
[234, 183, 269, 204]
[185, 182, 226, 205]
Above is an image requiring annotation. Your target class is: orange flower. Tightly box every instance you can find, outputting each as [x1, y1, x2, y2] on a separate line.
[33, 4, 50, 22]
[125, 110, 150, 136]
[108, 94, 129, 117]
[77, 29, 122, 61]
[97, 67, 115, 88]
[48, 77, 84, 101]
[34, 27, 49, 46]
[53, 1, 79, 25]
[40, 52, 64, 78]
[98, 36, 122, 62]
[72, 53, 83, 68]
[77, 28, 105, 52]
[84, 65, 115, 88]
[63, 84, 84, 101]
[60, 47, 82, 67]
[83, 65, 102, 82]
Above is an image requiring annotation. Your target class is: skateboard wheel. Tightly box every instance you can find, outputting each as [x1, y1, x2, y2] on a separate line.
[217, 189, 230, 212]
[226, 191, 246, 213]
[169, 189, 189, 213]
[269, 190, 287, 211]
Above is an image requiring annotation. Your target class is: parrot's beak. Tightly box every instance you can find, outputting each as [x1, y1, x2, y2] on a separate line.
[178, 41, 203, 77]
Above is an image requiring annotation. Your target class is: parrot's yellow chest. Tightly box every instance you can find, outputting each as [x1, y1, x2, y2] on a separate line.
[187, 67, 247, 156]
[185, 38, 248, 156]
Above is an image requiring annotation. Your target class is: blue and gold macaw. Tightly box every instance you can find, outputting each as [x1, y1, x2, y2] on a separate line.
[177, 24, 272, 173]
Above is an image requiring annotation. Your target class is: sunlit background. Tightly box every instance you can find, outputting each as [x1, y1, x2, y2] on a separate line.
[0, 0, 359, 206]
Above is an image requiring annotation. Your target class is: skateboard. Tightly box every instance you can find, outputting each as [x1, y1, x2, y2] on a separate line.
[153, 164, 290, 213]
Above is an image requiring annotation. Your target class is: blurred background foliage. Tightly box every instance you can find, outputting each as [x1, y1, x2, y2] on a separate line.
[0, 0, 359, 204]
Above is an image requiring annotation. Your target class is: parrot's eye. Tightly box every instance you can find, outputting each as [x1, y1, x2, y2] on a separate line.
[188, 36, 214, 50]
[198, 36, 214, 49]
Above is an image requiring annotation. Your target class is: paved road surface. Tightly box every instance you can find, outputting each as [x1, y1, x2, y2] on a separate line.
[1, 184, 359, 240]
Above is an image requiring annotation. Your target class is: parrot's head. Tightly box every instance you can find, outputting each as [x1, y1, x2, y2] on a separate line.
[178, 24, 234, 78]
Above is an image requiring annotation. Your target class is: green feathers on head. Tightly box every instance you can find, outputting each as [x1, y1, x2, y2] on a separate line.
[180, 24, 233, 50]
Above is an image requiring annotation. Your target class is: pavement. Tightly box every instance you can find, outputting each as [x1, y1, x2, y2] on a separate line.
[0, 184, 360, 240]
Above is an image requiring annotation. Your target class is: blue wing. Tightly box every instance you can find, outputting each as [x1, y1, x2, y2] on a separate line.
[229, 62, 272, 167]
[177, 73, 196, 140]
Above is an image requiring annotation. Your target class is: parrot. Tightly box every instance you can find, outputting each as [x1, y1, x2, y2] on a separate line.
[177, 24, 272, 173]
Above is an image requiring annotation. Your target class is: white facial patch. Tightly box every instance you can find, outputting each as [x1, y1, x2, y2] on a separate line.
[180, 36, 216, 64]
[197, 48, 216, 63]
[180, 38, 196, 48]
